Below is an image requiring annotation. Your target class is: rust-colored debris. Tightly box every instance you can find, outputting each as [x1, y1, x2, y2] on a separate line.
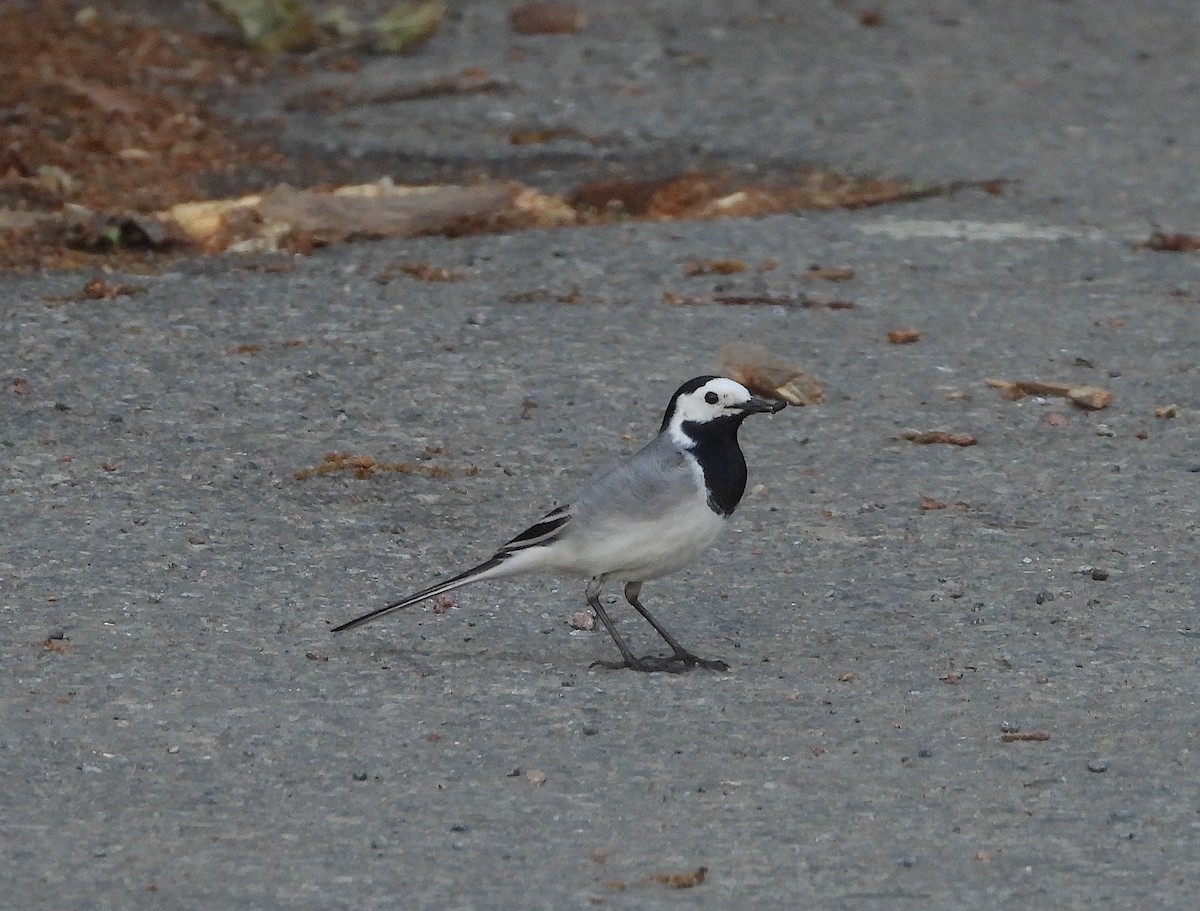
[0, 7, 1000, 269]
[900, 430, 977, 447]
[803, 264, 855, 282]
[986, 378, 1113, 410]
[1001, 731, 1050, 743]
[293, 451, 460, 481]
[683, 258, 747, 276]
[919, 496, 969, 511]
[1135, 231, 1200, 252]
[650, 867, 708, 889]
[510, 3, 587, 35]
[887, 327, 921, 344]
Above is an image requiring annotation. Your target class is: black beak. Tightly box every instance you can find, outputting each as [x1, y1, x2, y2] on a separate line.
[738, 395, 788, 415]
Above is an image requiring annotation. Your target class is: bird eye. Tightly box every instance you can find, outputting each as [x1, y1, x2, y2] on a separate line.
[705, 391, 719, 404]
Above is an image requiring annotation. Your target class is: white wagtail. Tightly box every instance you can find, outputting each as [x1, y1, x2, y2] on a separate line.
[332, 375, 786, 672]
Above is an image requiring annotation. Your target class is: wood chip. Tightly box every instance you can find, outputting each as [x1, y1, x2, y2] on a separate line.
[1001, 731, 1050, 742]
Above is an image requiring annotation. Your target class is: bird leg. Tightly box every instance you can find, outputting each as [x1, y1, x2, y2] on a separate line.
[622, 581, 730, 671]
[587, 580, 728, 673]
[584, 577, 659, 672]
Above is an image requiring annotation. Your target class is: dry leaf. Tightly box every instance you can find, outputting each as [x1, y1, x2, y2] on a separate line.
[718, 341, 824, 405]
[682, 258, 747, 276]
[650, 867, 707, 889]
[887, 327, 921, 344]
[900, 430, 977, 447]
[803, 264, 855, 282]
[510, 2, 586, 34]
[985, 378, 1113, 411]
[1136, 231, 1200, 252]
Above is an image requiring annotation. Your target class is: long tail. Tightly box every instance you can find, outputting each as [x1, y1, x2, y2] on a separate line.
[331, 555, 511, 633]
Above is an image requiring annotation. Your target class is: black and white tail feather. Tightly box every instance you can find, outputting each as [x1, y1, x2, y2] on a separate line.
[332, 376, 786, 673]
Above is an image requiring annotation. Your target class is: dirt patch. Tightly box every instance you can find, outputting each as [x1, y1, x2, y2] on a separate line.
[0, 1, 282, 268]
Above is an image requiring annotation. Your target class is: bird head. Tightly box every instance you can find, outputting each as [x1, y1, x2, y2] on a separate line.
[660, 376, 786, 438]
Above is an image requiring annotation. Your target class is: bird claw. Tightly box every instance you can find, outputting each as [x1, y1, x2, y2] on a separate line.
[591, 653, 729, 673]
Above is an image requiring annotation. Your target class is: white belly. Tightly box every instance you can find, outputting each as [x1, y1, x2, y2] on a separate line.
[549, 497, 726, 581]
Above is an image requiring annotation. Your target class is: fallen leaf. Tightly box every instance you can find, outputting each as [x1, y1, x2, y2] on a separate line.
[985, 378, 1112, 410]
[887, 327, 921, 344]
[682, 258, 747, 276]
[1135, 231, 1200, 252]
[510, 2, 587, 34]
[51, 76, 143, 116]
[12, 377, 30, 396]
[661, 291, 703, 307]
[650, 867, 707, 889]
[900, 430, 977, 446]
[1067, 386, 1113, 410]
[399, 262, 463, 282]
[292, 451, 456, 481]
[1001, 731, 1050, 742]
[803, 264, 855, 282]
[718, 341, 824, 405]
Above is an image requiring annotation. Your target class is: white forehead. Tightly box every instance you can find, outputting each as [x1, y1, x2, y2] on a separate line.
[692, 377, 753, 401]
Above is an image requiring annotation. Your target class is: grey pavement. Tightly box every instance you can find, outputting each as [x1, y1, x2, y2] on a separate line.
[3, 2, 1199, 909]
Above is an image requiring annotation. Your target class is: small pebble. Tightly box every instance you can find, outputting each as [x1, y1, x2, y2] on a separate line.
[1091, 568, 1109, 581]
[1087, 758, 1110, 773]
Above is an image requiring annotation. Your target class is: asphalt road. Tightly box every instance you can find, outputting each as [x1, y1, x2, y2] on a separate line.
[3, 2, 1199, 909]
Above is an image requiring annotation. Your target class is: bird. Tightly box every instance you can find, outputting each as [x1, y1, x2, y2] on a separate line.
[332, 375, 787, 672]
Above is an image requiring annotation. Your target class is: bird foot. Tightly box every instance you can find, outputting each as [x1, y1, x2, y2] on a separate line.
[591, 653, 729, 673]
